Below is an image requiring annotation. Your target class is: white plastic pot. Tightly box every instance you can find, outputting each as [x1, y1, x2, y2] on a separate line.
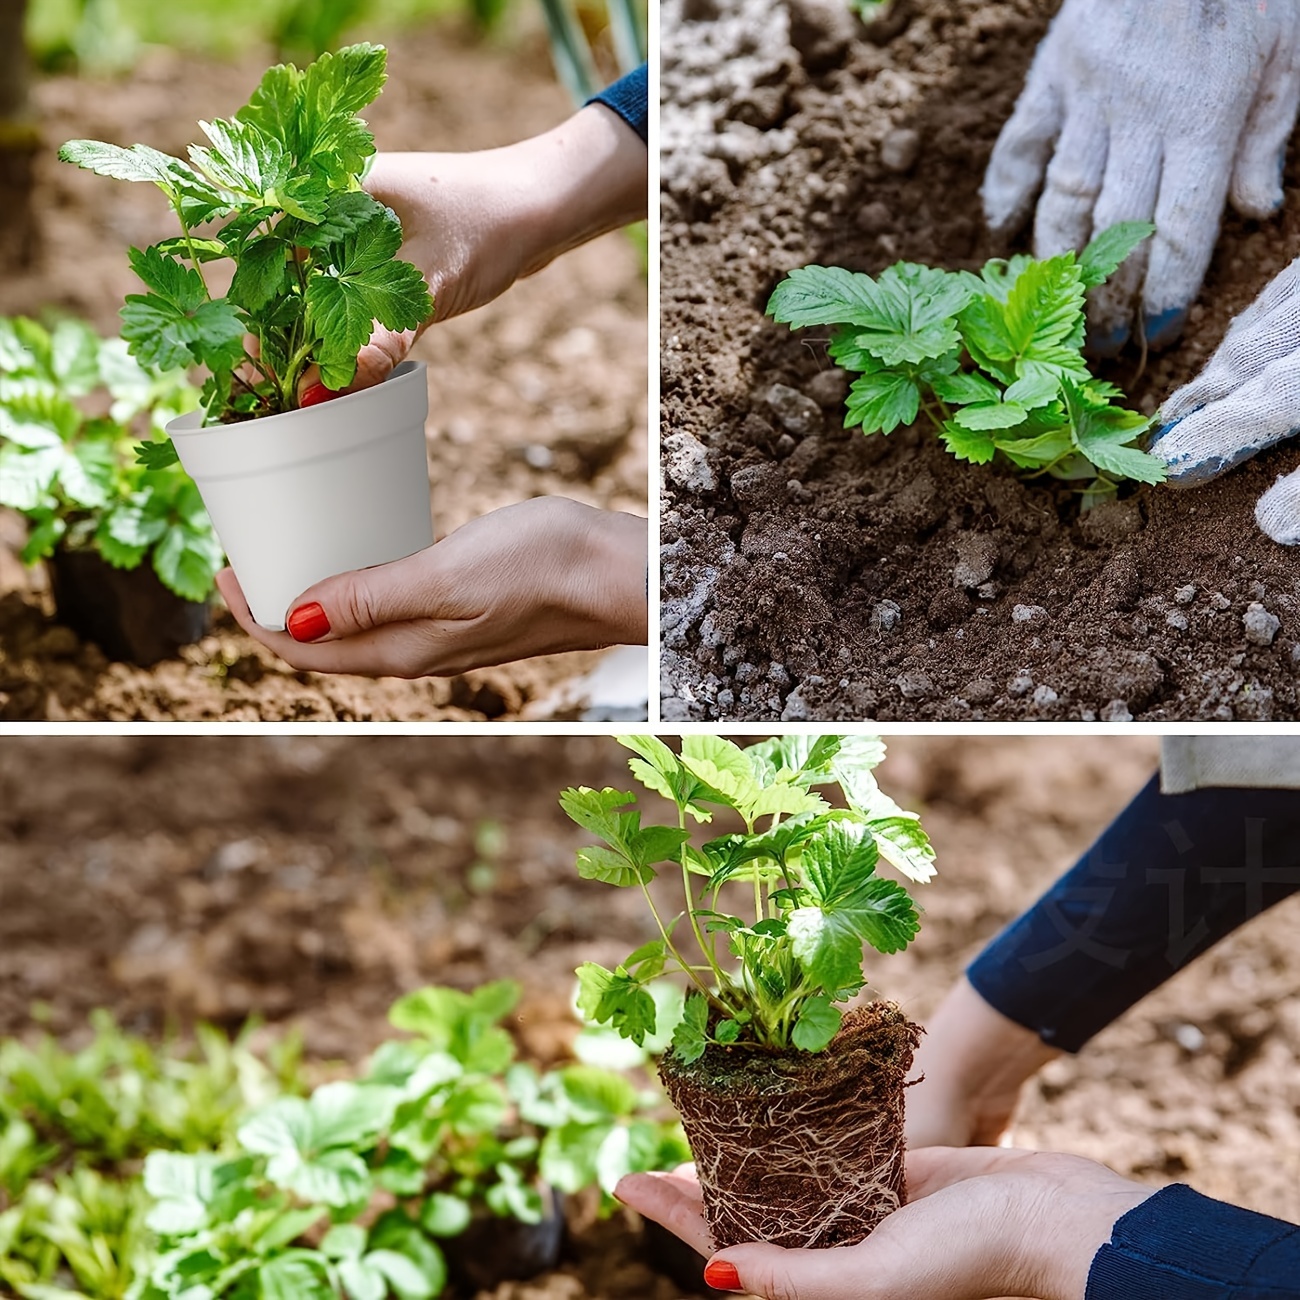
[167, 360, 434, 630]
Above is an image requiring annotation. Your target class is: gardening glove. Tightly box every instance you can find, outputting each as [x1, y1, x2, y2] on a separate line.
[215, 498, 647, 678]
[616, 1150, 1152, 1300]
[1150, 256, 1300, 543]
[296, 98, 648, 402]
[983, 0, 1300, 354]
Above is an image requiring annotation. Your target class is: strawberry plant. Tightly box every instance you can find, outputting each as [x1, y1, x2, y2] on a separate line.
[58, 42, 432, 455]
[563, 734, 935, 1250]
[0, 316, 222, 601]
[766, 222, 1165, 498]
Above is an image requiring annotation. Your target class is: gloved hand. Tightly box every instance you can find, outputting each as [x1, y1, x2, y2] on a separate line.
[983, 0, 1300, 354]
[1150, 256, 1300, 544]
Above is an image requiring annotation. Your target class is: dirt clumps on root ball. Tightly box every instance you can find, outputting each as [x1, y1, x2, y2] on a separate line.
[659, 1001, 921, 1250]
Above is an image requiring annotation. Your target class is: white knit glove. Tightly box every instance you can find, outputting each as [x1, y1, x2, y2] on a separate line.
[1151, 257, 1300, 545]
[983, 0, 1300, 354]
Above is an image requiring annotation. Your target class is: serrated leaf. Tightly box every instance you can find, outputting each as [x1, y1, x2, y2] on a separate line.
[939, 420, 997, 464]
[953, 401, 1028, 431]
[0, 444, 63, 510]
[1001, 255, 1086, 357]
[928, 371, 1000, 406]
[421, 1193, 471, 1239]
[228, 236, 286, 312]
[152, 520, 223, 602]
[135, 438, 180, 471]
[791, 996, 840, 1052]
[258, 1251, 335, 1300]
[285, 190, 387, 248]
[671, 994, 708, 1065]
[843, 369, 919, 434]
[1078, 221, 1155, 288]
[1003, 370, 1060, 408]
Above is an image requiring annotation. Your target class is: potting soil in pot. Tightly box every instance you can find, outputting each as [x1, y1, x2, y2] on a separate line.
[660, 1001, 921, 1249]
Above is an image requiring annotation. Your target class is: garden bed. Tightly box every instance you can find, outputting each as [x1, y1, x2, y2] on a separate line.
[4, 732, 1300, 1288]
[0, 17, 646, 721]
[660, 0, 1300, 721]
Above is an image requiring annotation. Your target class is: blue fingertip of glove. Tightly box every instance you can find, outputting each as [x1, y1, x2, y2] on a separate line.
[1087, 323, 1130, 358]
[1148, 410, 1265, 486]
[1145, 306, 1189, 349]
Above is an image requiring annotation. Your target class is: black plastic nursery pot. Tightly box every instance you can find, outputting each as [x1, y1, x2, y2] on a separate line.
[659, 1001, 922, 1250]
[48, 547, 211, 667]
[440, 1187, 565, 1295]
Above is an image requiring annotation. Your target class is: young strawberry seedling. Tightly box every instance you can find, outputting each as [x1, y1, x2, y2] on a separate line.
[58, 42, 432, 459]
[767, 222, 1164, 499]
[562, 734, 935, 1249]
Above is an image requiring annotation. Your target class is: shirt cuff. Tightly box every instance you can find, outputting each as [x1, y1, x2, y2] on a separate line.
[586, 64, 648, 144]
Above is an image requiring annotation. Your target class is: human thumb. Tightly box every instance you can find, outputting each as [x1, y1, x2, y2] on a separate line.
[703, 1243, 862, 1300]
[283, 548, 437, 643]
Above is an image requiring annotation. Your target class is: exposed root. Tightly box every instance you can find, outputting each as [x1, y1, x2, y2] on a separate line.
[660, 1002, 921, 1250]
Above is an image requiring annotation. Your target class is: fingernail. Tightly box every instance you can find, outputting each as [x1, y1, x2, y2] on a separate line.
[286, 602, 330, 642]
[299, 383, 338, 408]
[703, 1260, 743, 1291]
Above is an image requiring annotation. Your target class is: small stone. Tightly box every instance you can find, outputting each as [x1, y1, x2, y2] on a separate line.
[523, 444, 553, 469]
[1032, 684, 1058, 707]
[1100, 699, 1134, 723]
[871, 600, 901, 633]
[768, 662, 791, 687]
[734, 662, 759, 684]
[1012, 603, 1047, 624]
[1243, 602, 1280, 646]
[662, 431, 716, 494]
[855, 200, 893, 235]
[1175, 584, 1197, 605]
[976, 581, 1000, 600]
[716, 689, 735, 711]
[1007, 673, 1034, 698]
[1248, 580, 1267, 601]
[805, 368, 849, 408]
[953, 532, 998, 589]
[896, 671, 933, 700]
[766, 383, 823, 437]
[879, 128, 921, 173]
[781, 687, 813, 721]
[1210, 592, 1231, 611]
[1166, 611, 1189, 631]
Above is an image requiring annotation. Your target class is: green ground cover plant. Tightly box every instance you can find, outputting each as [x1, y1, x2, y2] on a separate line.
[563, 734, 935, 1063]
[59, 43, 432, 443]
[0, 316, 222, 601]
[767, 222, 1164, 499]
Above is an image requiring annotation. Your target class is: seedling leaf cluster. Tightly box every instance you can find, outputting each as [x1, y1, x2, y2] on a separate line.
[563, 735, 935, 1065]
[59, 43, 432, 447]
[0, 316, 222, 601]
[767, 222, 1166, 497]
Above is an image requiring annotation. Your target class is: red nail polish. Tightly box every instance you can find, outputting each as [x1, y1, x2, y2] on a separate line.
[299, 383, 337, 408]
[286, 602, 330, 642]
[703, 1260, 742, 1291]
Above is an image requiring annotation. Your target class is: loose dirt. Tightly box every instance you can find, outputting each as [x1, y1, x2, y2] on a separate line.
[660, 0, 1300, 721]
[4, 733, 1300, 1296]
[0, 16, 647, 721]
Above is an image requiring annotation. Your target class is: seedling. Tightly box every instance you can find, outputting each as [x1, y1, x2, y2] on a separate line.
[767, 222, 1164, 499]
[58, 42, 432, 456]
[563, 735, 935, 1250]
[0, 316, 221, 602]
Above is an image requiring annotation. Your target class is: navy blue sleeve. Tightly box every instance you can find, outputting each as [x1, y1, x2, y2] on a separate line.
[587, 64, 648, 144]
[968, 776, 1300, 1052]
[1088, 1185, 1300, 1299]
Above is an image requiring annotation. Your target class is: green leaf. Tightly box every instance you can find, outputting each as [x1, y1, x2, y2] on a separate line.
[558, 1065, 639, 1121]
[152, 518, 223, 603]
[938, 420, 997, 464]
[766, 264, 887, 328]
[843, 369, 919, 434]
[21, 510, 65, 563]
[189, 116, 287, 202]
[338, 1258, 387, 1300]
[368, 1248, 437, 1300]
[228, 236, 286, 312]
[1003, 370, 1060, 408]
[928, 371, 1000, 406]
[58, 140, 229, 222]
[574, 963, 657, 1046]
[1001, 255, 1086, 358]
[284, 190, 389, 249]
[952, 401, 1028, 432]
[0, 444, 62, 510]
[321, 1223, 368, 1261]
[679, 734, 761, 811]
[791, 996, 841, 1052]
[421, 1193, 471, 1239]
[671, 993, 709, 1065]
[1062, 382, 1164, 484]
[258, 1251, 335, 1300]
[134, 438, 180, 471]
[61, 438, 116, 509]
[1078, 221, 1156, 288]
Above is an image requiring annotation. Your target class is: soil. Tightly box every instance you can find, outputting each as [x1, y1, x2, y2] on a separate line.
[5, 733, 1300, 1297]
[660, 1001, 919, 1249]
[0, 16, 647, 721]
[659, 0, 1300, 721]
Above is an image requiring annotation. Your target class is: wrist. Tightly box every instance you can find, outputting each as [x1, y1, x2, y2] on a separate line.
[506, 103, 647, 277]
[566, 506, 648, 647]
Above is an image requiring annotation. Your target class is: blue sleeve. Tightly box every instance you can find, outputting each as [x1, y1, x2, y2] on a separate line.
[1088, 1185, 1300, 1298]
[967, 776, 1300, 1052]
[586, 64, 648, 144]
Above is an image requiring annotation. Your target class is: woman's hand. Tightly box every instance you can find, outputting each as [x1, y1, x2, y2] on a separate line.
[215, 498, 647, 677]
[301, 100, 648, 399]
[617, 1148, 1153, 1300]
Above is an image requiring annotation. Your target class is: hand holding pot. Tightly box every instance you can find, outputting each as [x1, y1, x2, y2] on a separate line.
[1149, 255, 1300, 544]
[303, 96, 649, 397]
[618, 1148, 1152, 1300]
[215, 497, 647, 678]
[984, 0, 1300, 353]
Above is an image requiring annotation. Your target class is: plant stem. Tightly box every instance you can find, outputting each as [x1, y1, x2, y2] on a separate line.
[170, 196, 211, 300]
[678, 806, 731, 1000]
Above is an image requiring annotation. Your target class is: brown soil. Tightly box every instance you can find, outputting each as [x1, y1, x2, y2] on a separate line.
[660, 1001, 919, 1249]
[660, 0, 1300, 721]
[5, 733, 1300, 1295]
[0, 17, 647, 721]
